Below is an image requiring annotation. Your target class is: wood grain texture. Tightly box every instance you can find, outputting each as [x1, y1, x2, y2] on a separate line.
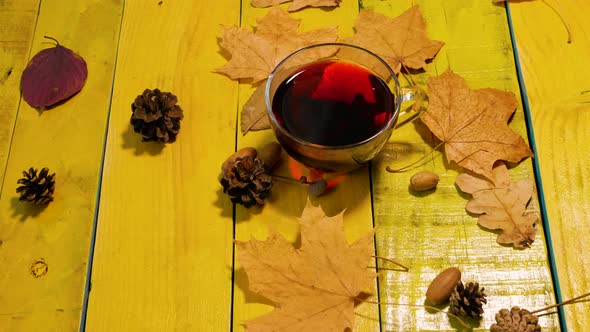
[507, 0, 590, 329]
[84, 1, 240, 331]
[0, 0, 122, 330]
[0, 0, 38, 193]
[365, 1, 560, 330]
[230, 3, 381, 331]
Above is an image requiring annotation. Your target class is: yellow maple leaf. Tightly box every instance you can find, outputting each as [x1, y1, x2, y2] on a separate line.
[235, 200, 376, 331]
[421, 69, 534, 180]
[215, 8, 338, 83]
[455, 163, 537, 248]
[345, 6, 444, 74]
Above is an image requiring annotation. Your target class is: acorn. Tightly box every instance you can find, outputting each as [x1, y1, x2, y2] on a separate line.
[222, 147, 257, 170]
[426, 267, 461, 305]
[258, 142, 282, 171]
[410, 171, 440, 192]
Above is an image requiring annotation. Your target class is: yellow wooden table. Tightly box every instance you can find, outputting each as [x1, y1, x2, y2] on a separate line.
[1, 0, 588, 331]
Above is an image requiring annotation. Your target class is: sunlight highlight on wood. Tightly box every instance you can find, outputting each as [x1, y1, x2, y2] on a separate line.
[366, 0, 559, 330]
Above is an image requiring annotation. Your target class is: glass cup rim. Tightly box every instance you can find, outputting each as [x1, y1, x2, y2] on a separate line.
[264, 42, 402, 150]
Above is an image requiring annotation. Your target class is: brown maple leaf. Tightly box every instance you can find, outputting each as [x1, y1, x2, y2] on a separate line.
[235, 200, 376, 331]
[252, 0, 341, 12]
[421, 69, 533, 180]
[241, 85, 270, 134]
[455, 163, 537, 248]
[344, 6, 444, 74]
[215, 8, 338, 83]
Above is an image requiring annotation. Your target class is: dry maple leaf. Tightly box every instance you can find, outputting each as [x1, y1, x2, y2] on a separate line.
[252, 0, 340, 12]
[215, 8, 338, 83]
[421, 70, 533, 180]
[455, 163, 537, 248]
[241, 85, 270, 134]
[344, 6, 444, 74]
[235, 200, 376, 331]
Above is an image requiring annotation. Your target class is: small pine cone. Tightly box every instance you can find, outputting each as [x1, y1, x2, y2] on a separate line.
[16, 167, 56, 204]
[449, 281, 487, 319]
[490, 307, 541, 332]
[220, 155, 272, 208]
[130, 88, 184, 143]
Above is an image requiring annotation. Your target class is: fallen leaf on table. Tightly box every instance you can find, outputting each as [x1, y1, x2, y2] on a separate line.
[215, 8, 338, 83]
[235, 200, 376, 331]
[216, 8, 338, 134]
[455, 163, 537, 248]
[252, 0, 340, 12]
[344, 6, 444, 74]
[251, 0, 290, 8]
[21, 36, 88, 110]
[241, 85, 270, 134]
[421, 70, 533, 180]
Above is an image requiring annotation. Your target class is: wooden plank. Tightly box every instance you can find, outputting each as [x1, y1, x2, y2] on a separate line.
[364, 1, 560, 330]
[231, 3, 381, 331]
[0, 0, 38, 193]
[84, 1, 240, 330]
[0, 0, 123, 330]
[507, 1, 590, 329]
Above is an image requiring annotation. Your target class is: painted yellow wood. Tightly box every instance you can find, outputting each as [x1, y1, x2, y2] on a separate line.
[0, 0, 122, 330]
[0, 0, 38, 192]
[508, 0, 590, 329]
[364, 1, 560, 330]
[231, 4, 380, 331]
[83, 1, 240, 331]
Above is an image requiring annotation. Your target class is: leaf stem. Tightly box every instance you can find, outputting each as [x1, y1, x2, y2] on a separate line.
[530, 291, 590, 315]
[386, 141, 444, 173]
[43, 35, 60, 46]
[541, 0, 572, 43]
[400, 63, 416, 86]
[354, 297, 470, 328]
[272, 174, 308, 184]
[372, 255, 409, 272]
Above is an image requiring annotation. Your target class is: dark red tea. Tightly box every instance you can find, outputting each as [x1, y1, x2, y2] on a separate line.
[272, 60, 395, 146]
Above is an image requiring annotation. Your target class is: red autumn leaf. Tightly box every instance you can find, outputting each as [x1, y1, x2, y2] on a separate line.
[21, 36, 88, 110]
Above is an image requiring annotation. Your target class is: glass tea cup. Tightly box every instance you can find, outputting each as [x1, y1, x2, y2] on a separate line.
[265, 43, 426, 173]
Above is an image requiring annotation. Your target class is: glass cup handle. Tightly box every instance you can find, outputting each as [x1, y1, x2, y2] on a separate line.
[394, 85, 428, 128]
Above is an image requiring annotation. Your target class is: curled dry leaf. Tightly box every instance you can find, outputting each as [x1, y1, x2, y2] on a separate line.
[235, 200, 376, 331]
[252, 0, 340, 12]
[21, 36, 88, 110]
[422, 70, 533, 180]
[455, 163, 537, 248]
[345, 6, 444, 74]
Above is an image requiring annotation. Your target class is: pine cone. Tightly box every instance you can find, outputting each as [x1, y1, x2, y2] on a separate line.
[220, 155, 272, 208]
[16, 167, 56, 204]
[490, 307, 541, 332]
[130, 88, 184, 143]
[449, 281, 487, 319]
